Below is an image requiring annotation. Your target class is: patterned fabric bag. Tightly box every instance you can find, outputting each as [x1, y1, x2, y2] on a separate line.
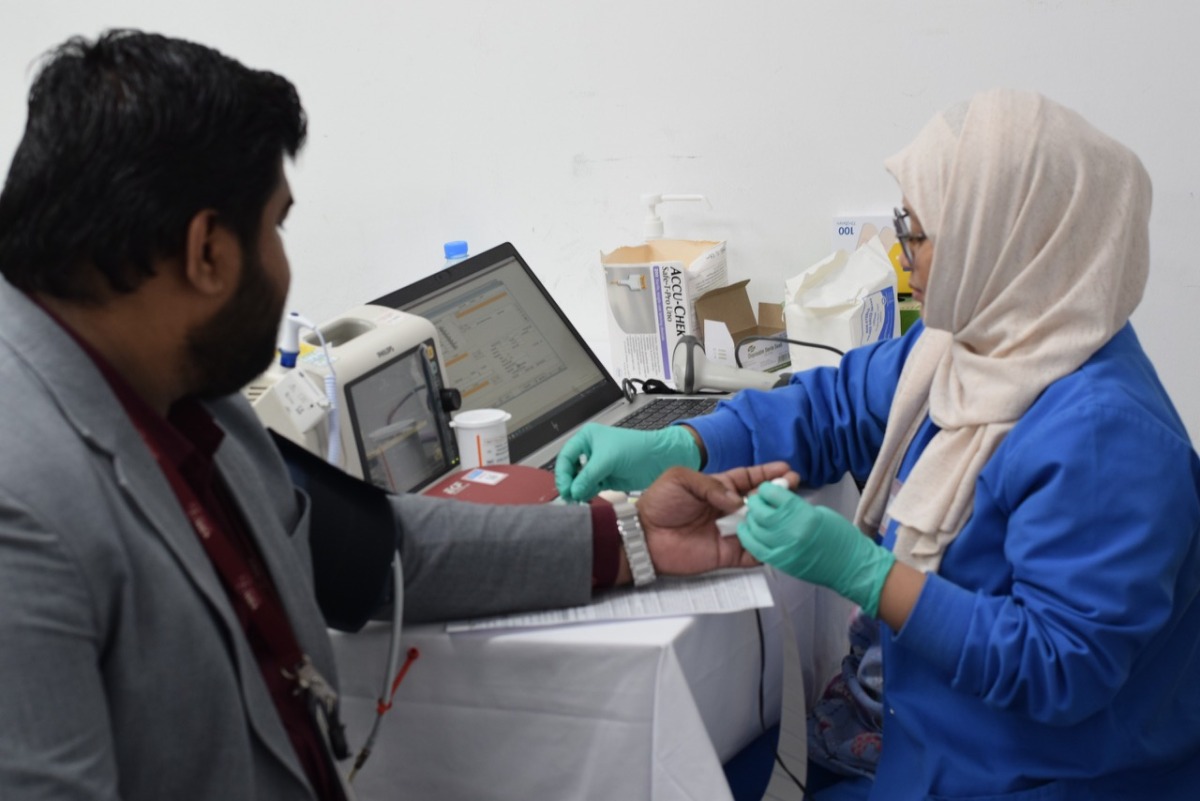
[807, 611, 884, 778]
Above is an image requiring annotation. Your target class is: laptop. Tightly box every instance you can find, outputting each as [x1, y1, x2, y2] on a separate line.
[370, 242, 724, 473]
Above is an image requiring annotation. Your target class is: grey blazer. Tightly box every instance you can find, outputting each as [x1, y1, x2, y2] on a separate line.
[0, 281, 593, 800]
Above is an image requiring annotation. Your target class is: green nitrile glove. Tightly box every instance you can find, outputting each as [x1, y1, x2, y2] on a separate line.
[554, 423, 701, 502]
[737, 480, 896, 618]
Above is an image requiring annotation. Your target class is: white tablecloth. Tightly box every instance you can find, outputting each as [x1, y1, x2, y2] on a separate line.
[331, 481, 858, 801]
[332, 576, 853, 801]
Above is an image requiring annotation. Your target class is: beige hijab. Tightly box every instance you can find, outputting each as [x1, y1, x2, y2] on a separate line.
[853, 89, 1152, 572]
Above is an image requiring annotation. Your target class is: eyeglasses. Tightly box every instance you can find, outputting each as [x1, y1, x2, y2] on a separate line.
[893, 207, 927, 267]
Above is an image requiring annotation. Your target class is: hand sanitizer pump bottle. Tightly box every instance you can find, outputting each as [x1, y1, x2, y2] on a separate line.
[640, 194, 707, 241]
[604, 194, 711, 333]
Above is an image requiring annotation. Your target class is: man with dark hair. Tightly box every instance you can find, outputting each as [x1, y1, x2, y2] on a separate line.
[0, 31, 304, 302]
[0, 31, 784, 800]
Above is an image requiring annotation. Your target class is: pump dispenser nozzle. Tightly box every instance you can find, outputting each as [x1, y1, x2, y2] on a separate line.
[641, 193, 709, 240]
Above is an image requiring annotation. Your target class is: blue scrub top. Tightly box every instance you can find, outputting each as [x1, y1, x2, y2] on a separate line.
[687, 321, 1200, 800]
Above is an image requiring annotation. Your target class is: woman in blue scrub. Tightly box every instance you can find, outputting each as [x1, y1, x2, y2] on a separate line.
[556, 89, 1200, 800]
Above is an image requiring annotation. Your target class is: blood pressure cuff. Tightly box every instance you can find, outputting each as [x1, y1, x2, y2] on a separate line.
[270, 430, 396, 632]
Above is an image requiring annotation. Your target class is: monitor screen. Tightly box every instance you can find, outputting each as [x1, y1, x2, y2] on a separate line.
[343, 344, 452, 493]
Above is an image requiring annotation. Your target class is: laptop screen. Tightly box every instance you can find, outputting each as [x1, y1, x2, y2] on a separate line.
[371, 243, 624, 462]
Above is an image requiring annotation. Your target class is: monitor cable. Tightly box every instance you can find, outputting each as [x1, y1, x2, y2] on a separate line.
[279, 311, 407, 784]
[754, 605, 810, 799]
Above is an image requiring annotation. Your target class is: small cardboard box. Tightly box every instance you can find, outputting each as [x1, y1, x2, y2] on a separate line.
[695, 280, 790, 372]
[601, 240, 727, 384]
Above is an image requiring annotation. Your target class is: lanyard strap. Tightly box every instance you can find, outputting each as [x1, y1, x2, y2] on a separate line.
[178, 493, 307, 669]
[135, 425, 307, 679]
[130, 417, 350, 762]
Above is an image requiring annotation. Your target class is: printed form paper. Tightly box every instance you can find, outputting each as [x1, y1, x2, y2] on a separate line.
[444, 568, 774, 633]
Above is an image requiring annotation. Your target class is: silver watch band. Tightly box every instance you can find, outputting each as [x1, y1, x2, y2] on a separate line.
[613, 501, 656, 587]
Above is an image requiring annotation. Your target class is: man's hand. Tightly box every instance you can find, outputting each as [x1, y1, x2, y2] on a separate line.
[636, 462, 798, 576]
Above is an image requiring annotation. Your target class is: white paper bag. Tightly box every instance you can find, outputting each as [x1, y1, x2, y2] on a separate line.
[783, 235, 899, 371]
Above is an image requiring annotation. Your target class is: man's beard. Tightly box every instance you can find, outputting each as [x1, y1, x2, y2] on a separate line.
[185, 248, 286, 399]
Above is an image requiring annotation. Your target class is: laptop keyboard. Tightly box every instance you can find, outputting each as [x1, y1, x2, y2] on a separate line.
[613, 397, 719, 430]
[538, 397, 719, 471]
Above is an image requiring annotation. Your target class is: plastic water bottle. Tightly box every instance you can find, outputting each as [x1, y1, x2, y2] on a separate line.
[443, 240, 469, 267]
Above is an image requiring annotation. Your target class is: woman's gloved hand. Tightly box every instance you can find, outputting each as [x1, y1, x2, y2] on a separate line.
[554, 423, 701, 502]
[737, 480, 896, 618]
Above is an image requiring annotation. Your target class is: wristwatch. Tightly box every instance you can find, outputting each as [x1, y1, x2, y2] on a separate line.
[613, 500, 656, 587]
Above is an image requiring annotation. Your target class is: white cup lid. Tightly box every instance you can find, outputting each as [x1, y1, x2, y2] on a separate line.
[449, 409, 512, 429]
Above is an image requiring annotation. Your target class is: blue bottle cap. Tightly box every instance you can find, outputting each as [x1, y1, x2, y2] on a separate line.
[443, 240, 469, 259]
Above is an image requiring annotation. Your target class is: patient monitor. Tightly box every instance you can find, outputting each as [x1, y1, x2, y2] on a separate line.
[246, 305, 462, 494]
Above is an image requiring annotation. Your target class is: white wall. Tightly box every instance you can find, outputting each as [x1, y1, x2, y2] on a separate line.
[3, 1, 1198, 442]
